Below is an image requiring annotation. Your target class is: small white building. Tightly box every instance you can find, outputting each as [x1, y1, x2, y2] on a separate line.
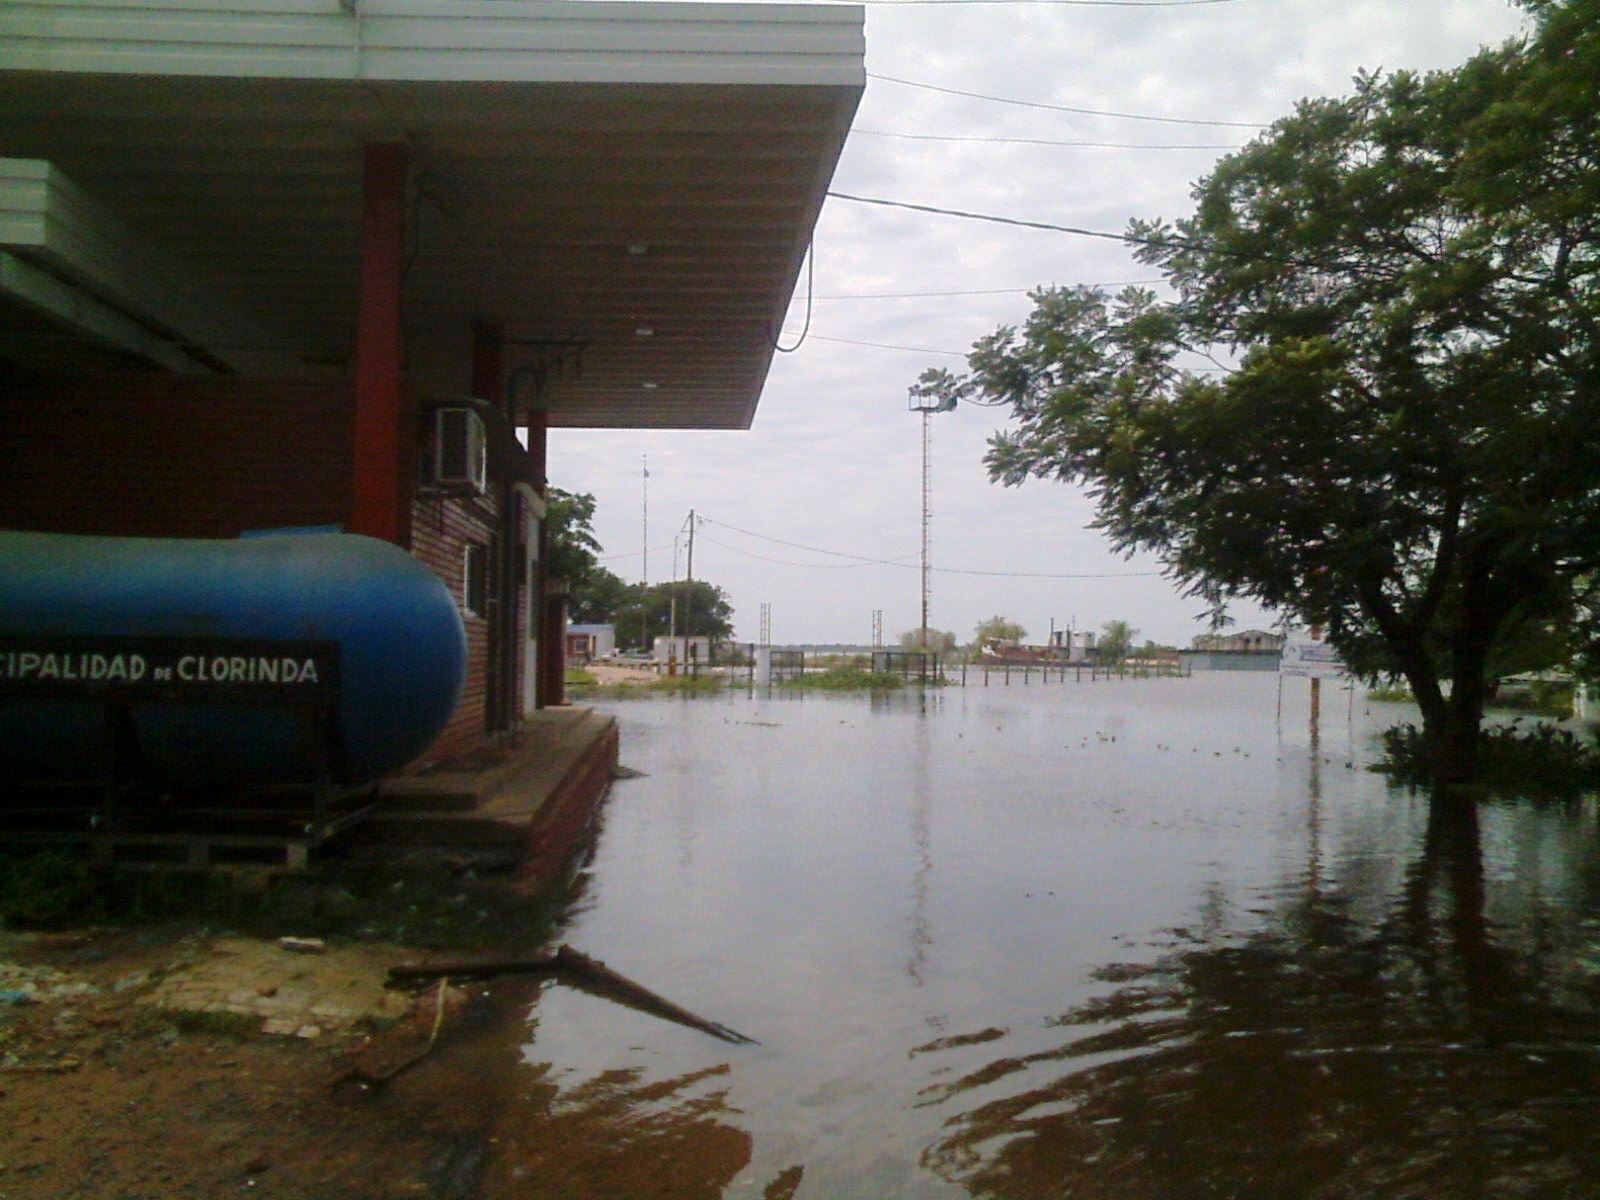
[653, 636, 712, 666]
[566, 624, 616, 662]
[1048, 630, 1098, 659]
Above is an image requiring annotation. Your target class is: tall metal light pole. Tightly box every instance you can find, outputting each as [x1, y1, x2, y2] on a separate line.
[907, 384, 957, 651]
[641, 454, 649, 585]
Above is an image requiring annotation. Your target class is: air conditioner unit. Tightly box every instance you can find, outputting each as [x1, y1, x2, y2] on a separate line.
[433, 407, 487, 494]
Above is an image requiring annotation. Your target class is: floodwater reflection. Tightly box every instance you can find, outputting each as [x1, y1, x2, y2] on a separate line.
[923, 796, 1600, 1199]
[507, 674, 1600, 1199]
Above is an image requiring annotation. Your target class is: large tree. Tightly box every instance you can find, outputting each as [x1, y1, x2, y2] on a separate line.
[930, 2, 1600, 783]
[1098, 620, 1139, 665]
[614, 580, 735, 649]
[973, 615, 1028, 650]
[568, 564, 633, 626]
[899, 627, 959, 655]
[544, 487, 603, 592]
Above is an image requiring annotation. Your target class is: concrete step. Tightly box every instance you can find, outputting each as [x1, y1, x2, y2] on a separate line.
[361, 809, 528, 848]
[373, 781, 481, 813]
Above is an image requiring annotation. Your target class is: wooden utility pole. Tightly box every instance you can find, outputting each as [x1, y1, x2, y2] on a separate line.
[1309, 625, 1323, 742]
[684, 509, 696, 667]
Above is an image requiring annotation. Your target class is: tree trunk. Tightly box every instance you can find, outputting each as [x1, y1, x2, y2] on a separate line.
[1424, 621, 1495, 787]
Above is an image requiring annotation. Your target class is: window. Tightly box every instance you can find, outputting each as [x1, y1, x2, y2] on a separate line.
[463, 543, 488, 618]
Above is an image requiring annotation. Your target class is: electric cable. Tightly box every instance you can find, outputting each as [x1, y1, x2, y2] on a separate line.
[825, 190, 1330, 270]
[851, 127, 1242, 151]
[696, 532, 921, 570]
[860, 0, 1242, 6]
[698, 514, 1163, 579]
[866, 72, 1268, 129]
[773, 239, 815, 353]
[814, 279, 1163, 299]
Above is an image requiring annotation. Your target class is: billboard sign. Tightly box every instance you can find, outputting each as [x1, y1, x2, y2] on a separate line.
[1279, 635, 1345, 679]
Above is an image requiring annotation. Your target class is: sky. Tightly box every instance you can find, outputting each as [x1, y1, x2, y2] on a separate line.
[550, 0, 1532, 650]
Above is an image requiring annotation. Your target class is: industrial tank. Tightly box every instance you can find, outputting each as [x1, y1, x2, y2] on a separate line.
[0, 531, 466, 787]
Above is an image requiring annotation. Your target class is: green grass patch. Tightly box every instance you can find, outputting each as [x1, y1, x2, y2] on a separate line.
[783, 667, 906, 692]
[1487, 680, 1574, 720]
[1367, 683, 1414, 703]
[564, 668, 599, 687]
[583, 673, 728, 698]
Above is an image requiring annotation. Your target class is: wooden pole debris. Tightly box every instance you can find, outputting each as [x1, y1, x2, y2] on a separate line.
[385, 944, 758, 1046]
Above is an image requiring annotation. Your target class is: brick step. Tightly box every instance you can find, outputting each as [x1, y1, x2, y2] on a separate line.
[360, 810, 528, 848]
[373, 782, 482, 813]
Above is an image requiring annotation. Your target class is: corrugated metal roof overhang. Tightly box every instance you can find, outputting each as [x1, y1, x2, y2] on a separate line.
[0, 0, 865, 430]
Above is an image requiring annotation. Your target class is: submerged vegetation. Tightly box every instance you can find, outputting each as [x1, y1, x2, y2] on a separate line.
[1375, 722, 1600, 799]
[783, 667, 907, 692]
[1369, 679, 1576, 719]
[568, 672, 729, 698]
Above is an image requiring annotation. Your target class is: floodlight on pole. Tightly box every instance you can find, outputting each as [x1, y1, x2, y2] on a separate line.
[907, 384, 957, 653]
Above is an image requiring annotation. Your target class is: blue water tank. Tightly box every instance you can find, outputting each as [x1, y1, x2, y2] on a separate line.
[0, 531, 467, 786]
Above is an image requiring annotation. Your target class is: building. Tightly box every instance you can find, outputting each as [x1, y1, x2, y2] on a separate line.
[0, 0, 863, 768]
[1181, 629, 1285, 672]
[1047, 630, 1098, 660]
[1190, 630, 1286, 654]
[566, 625, 616, 664]
[652, 636, 713, 667]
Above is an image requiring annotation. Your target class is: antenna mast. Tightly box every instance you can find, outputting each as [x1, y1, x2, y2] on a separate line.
[907, 381, 956, 652]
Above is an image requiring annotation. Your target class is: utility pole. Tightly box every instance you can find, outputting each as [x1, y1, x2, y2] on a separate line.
[641, 454, 649, 585]
[872, 609, 883, 649]
[683, 509, 696, 667]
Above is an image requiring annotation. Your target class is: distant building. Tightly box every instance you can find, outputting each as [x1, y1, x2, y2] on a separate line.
[1190, 630, 1285, 653]
[566, 625, 616, 662]
[1047, 630, 1098, 660]
[652, 636, 712, 666]
[1181, 629, 1285, 672]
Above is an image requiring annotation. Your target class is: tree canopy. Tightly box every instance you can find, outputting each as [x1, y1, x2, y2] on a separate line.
[900, 627, 959, 655]
[1098, 620, 1139, 664]
[924, 2, 1600, 782]
[614, 580, 734, 648]
[973, 615, 1028, 649]
[544, 488, 604, 592]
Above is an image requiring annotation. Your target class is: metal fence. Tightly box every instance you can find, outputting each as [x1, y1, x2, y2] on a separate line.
[871, 649, 942, 684]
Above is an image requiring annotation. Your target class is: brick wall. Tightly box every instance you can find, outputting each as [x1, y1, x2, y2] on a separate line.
[0, 375, 353, 536]
[410, 489, 498, 764]
[0, 374, 512, 772]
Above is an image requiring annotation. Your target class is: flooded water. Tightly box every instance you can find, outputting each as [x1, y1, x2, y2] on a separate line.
[486, 674, 1600, 1199]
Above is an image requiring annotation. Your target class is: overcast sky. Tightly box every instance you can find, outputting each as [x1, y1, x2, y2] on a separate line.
[550, 0, 1531, 649]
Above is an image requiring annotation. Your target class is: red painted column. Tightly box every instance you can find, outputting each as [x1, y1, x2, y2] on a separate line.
[524, 408, 562, 707]
[350, 143, 408, 543]
[470, 318, 504, 410]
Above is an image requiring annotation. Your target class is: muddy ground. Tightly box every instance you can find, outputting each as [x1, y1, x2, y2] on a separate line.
[0, 924, 546, 1200]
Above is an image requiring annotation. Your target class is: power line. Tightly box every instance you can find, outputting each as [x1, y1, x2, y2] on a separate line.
[696, 532, 920, 570]
[867, 72, 1268, 130]
[600, 541, 675, 563]
[860, 0, 1242, 6]
[700, 515, 906, 565]
[852, 127, 1241, 151]
[699, 514, 1164, 580]
[809, 332, 1229, 376]
[814, 278, 1164, 300]
[828, 190, 1138, 245]
[824, 190, 1322, 271]
[811, 334, 967, 357]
